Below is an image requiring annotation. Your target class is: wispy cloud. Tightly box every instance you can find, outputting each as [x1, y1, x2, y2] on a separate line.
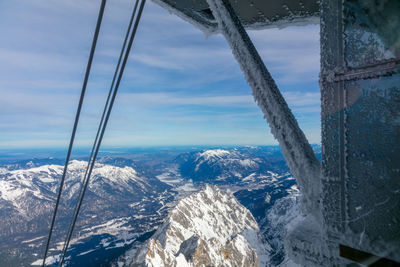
[0, 0, 321, 148]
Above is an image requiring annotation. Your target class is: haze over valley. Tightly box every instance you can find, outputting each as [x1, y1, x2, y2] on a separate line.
[0, 145, 318, 266]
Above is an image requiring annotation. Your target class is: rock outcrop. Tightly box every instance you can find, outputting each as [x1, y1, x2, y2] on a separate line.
[131, 185, 269, 267]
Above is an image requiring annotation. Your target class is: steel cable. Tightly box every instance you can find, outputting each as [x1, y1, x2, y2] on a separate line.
[58, 0, 146, 266]
[58, 0, 140, 265]
[41, 1, 107, 266]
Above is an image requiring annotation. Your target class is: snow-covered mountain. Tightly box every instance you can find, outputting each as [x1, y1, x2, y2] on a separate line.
[0, 160, 172, 267]
[0, 160, 169, 223]
[176, 147, 289, 185]
[0, 146, 310, 266]
[130, 185, 269, 267]
[170, 148, 302, 265]
[1, 160, 151, 205]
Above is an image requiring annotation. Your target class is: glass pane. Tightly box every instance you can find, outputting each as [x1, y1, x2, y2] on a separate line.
[344, 73, 400, 242]
[344, 0, 400, 68]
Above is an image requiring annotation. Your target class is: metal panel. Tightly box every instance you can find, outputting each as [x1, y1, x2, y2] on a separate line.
[343, 74, 400, 251]
[153, 0, 319, 33]
[321, 0, 400, 263]
[344, 0, 400, 68]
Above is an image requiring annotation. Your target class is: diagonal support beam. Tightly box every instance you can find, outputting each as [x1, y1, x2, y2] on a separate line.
[206, 0, 321, 218]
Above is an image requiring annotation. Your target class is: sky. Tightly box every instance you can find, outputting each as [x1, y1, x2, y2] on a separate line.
[0, 0, 321, 149]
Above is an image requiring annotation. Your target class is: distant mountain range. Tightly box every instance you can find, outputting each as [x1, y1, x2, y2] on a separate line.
[174, 148, 302, 266]
[0, 160, 172, 267]
[0, 146, 317, 266]
[177, 147, 289, 184]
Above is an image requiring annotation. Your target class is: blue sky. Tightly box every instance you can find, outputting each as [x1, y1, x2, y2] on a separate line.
[0, 0, 321, 149]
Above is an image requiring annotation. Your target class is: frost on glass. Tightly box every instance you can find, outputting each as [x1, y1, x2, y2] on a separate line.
[344, 0, 400, 68]
[343, 73, 400, 258]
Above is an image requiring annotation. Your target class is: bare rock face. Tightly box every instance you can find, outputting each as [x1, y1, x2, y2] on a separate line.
[131, 185, 269, 267]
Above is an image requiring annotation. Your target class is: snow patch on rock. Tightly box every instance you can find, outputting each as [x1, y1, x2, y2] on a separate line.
[131, 185, 269, 266]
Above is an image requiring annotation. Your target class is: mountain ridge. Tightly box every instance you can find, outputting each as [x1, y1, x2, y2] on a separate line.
[131, 185, 269, 267]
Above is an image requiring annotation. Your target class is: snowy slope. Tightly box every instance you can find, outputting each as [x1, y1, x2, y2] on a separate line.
[0, 160, 148, 204]
[0, 160, 157, 224]
[0, 147, 306, 266]
[130, 185, 269, 267]
[177, 148, 288, 185]
[194, 149, 258, 172]
[0, 160, 172, 267]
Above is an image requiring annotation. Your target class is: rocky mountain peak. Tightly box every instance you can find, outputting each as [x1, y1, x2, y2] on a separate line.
[131, 185, 269, 266]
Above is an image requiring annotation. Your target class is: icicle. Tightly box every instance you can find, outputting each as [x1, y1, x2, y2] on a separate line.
[206, 0, 322, 220]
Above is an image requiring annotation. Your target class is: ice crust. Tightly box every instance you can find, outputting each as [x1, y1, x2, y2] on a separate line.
[319, 0, 400, 265]
[150, 0, 217, 36]
[151, 0, 319, 36]
[206, 0, 321, 220]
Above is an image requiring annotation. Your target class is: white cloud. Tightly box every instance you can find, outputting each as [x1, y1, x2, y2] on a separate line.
[116, 91, 320, 110]
[0, 0, 321, 147]
[249, 26, 320, 84]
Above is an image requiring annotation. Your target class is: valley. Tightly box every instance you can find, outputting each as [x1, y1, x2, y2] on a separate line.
[0, 146, 317, 266]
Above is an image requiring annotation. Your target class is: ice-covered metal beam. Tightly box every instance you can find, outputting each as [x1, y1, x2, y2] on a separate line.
[151, 0, 319, 36]
[206, 0, 322, 219]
